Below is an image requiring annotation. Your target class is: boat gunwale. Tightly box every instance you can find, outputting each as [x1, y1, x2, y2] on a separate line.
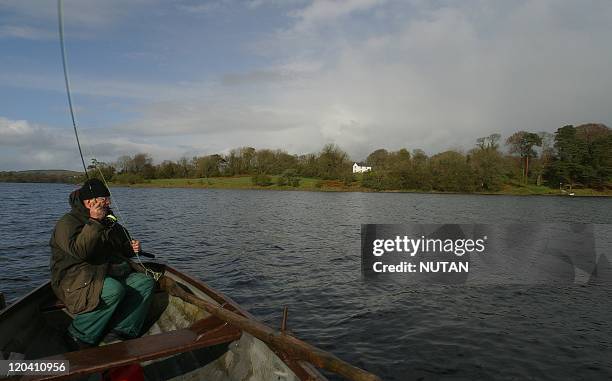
[162, 264, 328, 381]
[0, 282, 49, 323]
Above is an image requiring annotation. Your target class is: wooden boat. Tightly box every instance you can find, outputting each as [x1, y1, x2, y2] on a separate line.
[0, 263, 330, 381]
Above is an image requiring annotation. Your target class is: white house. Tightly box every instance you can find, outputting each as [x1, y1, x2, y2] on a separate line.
[352, 162, 372, 173]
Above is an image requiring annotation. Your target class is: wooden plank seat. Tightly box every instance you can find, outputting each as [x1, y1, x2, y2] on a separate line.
[22, 316, 242, 381]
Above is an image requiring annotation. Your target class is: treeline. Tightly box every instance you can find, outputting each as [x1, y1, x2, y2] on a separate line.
[82, 123, 612, 192]
[90, 144, 352, 184]
[361, 123, 611, 192]
[0, 170, 81, 184]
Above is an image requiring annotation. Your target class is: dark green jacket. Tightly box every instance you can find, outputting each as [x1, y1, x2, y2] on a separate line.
[49, 190, 134, 314]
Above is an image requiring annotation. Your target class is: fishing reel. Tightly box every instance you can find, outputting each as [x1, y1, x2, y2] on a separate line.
[102, 212, 118, 228]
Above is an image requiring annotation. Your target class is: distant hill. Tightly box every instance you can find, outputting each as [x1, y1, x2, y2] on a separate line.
[0, 169, 83, 183]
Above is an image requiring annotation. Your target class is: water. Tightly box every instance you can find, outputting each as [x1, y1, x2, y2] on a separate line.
[1, 182, 611, 380]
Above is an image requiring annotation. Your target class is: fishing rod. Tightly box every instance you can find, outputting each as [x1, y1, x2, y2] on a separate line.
[57, 0, 159, 274]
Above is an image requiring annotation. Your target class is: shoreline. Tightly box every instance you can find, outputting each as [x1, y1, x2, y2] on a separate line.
[107, 177, 612, 197]
[2, 178, 611, 197]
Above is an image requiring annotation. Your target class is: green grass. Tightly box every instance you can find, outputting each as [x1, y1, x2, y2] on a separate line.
[110, 176, 612, 196]
[116, 176, 362, 192]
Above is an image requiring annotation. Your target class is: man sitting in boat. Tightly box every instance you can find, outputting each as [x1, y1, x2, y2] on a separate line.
[49, 178, 155, 349]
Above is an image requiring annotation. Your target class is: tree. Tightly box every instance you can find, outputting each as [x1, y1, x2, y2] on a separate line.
[548, 125, 588, 191]
[386, 149, 411, 189]
[157, 160, 179, 179]
[225, 147, 256, 175]
[532, 132, 555, 185]
[274, 150, 298, 174]
[194, 154, 223, 178]
[116, 155, 133, 174]
[405, 149, 432, 190]
[366, 149, 390, 170]
[505, 131, 542, 183]
[89, 159, 116, 181]
[576, 123, 612, 188]
[429, 151, 476, 192]
[476, 133, 501, 150]
[253, 149, 276, 174]
[133, 153, 153, 173]
[316, 144, 350, 179]
[470, 135, 504, 191]
[547, 124, 612, 189]
[240, 147, 256, 174]
[177, 157, 193, 178]
[587, 130, 612, 188]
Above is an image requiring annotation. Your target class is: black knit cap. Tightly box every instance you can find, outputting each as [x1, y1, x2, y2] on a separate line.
[79, 178, 110, 200]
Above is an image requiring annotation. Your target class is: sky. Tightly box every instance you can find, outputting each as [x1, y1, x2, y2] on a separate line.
[1, 0, 611, 171]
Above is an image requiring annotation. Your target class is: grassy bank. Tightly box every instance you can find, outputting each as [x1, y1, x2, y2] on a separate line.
[118, 176, 367, 192]
[109, 176, 612, 196]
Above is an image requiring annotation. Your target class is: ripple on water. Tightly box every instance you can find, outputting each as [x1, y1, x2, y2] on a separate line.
[1, 183, 612, 380]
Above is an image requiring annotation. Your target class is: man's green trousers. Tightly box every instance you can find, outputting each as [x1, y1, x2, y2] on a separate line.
[68, 272, 155, 345]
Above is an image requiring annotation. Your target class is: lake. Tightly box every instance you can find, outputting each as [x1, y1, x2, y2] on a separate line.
[1, 182, 611, 380]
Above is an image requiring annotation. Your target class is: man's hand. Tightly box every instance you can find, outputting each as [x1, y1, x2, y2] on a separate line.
[131, 240, 141, 254]
[88, 198, 107, 220]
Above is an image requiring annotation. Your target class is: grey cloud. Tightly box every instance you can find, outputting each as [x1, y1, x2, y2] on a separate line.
[175, 3, 221, 15]
[241, 0, 612, 158]
[0, 117, 184, 170]
[116, 98, 306, 137]
[222, 69, 299, 86]
[246, 0, 308, 10]
[0, 117, 73, 150]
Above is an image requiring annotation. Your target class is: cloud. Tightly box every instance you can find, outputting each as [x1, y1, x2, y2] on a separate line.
[0, 117, 81, 170]
[175, 3, 221, 15]
[0, 117, 70, 148]
[0, 0, 163, 40]
[0, 72, 211, 102]
[289, 0, 386, 28]
[0, 116, 183, 171]
[246, 0, 309, 10]
[116, 97, 307, 137]
[0, 24, 56, 40]
[222, 70, 293, 86]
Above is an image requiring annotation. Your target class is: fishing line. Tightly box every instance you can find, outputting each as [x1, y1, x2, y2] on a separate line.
[58, 0, 88, 178]
[57, 0, 161, 280]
